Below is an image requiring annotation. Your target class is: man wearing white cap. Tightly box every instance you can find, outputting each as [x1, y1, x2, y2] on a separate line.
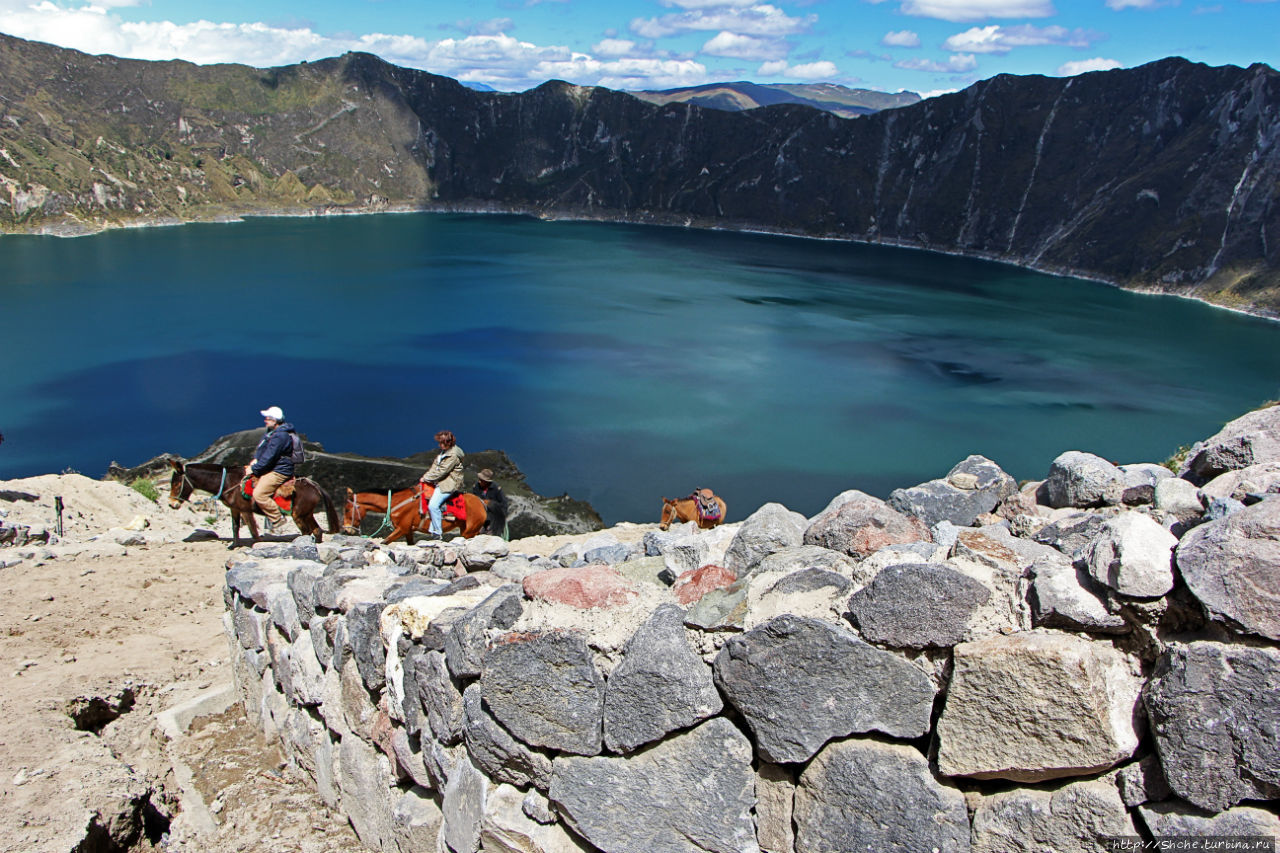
[244, 405, 299, 533]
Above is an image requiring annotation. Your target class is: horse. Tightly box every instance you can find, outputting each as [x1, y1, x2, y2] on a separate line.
[168, 460, 339, 548]
[660, 493, 727, 531]
[342, 485, 487, 544]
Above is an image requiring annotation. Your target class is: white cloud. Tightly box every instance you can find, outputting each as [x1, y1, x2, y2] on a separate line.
[1058, 57, 1122, 75]
[894, 53, 978, 72]
[659, 0, 760, 7]
[534, 56, 710, 90]
[1105, 0, 1157, 7]
[702, 30, 788, 60]
[942, 23, 1101, 52]
[592, 38, 637, 57]
[757, 59, 838, 79]
[919, 87, 961, 98]
[631, 4, 815, 39]
[898, 0, 1056, 22]
[881, 29, 922, 47]
[0, 2, 715, 91]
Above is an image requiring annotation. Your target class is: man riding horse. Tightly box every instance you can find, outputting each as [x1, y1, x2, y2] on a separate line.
[244, 405, 299, 534]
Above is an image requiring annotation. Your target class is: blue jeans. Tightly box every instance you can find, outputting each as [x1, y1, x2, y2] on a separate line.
[427, 489, 452, 535]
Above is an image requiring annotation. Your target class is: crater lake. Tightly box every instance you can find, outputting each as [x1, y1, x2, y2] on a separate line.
[2, 212, 1278, 523]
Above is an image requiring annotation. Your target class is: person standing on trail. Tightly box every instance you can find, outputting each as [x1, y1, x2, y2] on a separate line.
[245, 406, 298, 533]
[471, 468, 509, 539]
[420, 430, 464, 540]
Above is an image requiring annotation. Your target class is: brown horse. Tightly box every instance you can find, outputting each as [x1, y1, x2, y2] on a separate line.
[168, 460, 339, 548]
[342, 485, 487, 543]
[660, 493, 728, 530]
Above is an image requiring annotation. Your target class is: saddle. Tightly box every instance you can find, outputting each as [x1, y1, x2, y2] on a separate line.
[693, 488, 722, 523]
[241, 477, 295, 514]
[419, 485, 468, 521]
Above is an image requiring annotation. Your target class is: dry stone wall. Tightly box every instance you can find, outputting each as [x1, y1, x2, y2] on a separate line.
[224, 406, 1280, 853]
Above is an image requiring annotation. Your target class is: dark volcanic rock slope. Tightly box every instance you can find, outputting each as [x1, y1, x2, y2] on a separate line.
[1, 33, 1277, 312]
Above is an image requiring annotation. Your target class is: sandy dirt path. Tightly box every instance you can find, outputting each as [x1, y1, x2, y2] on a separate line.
[0, 526, 365, 852]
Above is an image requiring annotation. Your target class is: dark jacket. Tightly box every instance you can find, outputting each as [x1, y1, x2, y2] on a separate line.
[471, 480, 508, 535]
[251, 422, 296, 477]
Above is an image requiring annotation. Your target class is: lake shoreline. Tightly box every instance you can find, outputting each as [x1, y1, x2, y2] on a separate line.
[5, 202, 1277, 325]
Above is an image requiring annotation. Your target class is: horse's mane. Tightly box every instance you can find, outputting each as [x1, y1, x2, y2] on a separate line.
[186, 461, 229, 471]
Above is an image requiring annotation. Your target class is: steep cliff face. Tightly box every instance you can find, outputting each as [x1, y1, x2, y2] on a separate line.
[1, 34, 1277, 313]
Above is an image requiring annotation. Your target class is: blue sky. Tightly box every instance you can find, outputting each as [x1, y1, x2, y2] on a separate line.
[0, 0, 1275, 96]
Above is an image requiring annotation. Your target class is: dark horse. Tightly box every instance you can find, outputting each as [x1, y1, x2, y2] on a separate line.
[168, 460, 339, 548]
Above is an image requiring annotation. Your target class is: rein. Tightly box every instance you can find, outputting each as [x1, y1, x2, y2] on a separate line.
[179, 466, 229, 503]
[349, 489, 412, 538]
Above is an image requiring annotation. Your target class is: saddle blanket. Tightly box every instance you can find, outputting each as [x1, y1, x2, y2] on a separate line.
[419, 488, 468, 521]
[694, 489, 722, 522]
[241, 477, 294, 514]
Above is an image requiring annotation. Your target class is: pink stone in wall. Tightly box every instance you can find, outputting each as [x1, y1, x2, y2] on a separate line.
[673, 564, 737, 606]
[523, 565, 639, 610]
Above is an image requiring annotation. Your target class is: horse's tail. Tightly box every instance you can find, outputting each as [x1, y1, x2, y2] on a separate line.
[310, 479, 341, 534]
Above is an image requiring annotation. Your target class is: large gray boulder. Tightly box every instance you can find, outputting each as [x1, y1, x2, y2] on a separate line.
[1041, 451, 1126, 509]
[1199, 460, 1280, 502]
[755, 545, 859, 579]
[755, 765, 795, 853]
[1138, 801, 1280, 837]
[682, 581, 749, 631]
[969, 779, 1137, 853]
[1154, 477, 1205, 518]
[444, 584, 524, 678]
[1033, 513, 1112, 562]
[549, 717, 757, 853]
[480, 631, 605, 756]
[1143, 642, 1280, 812]
[1082, 511, 1177, 598]
[1179, 404, 1280, 484]
[347, 601, 388, 692]
[479, 783, 591, 853]
[461, 684, 554, 791]
[441, 755, 491, 853]
[794, 738, 969, 853]
[846, 562, 991, 648]
[936, 632, 1143, 782]
[713, 614, 936, 763]
[887, 455, 1017, 528]
[391, 787, 444, 853]
[337, 735, 400, 852]
[1174, 497, 1280, 640]
[723, 503, 808, 576]
[803, 494, 931, 561]
[412, 650, 465, 745]
[1029, 556, 1128, 634]
[603, 605, 723, 753]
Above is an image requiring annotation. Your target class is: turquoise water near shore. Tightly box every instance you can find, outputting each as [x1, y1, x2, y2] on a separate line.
[2, 212, 1278, 523]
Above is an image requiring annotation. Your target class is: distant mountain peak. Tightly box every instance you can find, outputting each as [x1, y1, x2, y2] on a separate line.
[629, 81, 921, 118]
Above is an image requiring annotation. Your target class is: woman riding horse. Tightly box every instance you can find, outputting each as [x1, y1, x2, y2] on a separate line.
[342, 485, 487, 543]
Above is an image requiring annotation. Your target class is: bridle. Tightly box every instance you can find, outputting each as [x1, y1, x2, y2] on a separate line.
[345, 489, 413, 537]
[659, 499, 676, 531]
[171, 465, 232, 508]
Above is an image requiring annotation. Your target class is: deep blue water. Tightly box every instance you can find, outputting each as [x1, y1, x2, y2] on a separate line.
[2, 213, 1278, 523]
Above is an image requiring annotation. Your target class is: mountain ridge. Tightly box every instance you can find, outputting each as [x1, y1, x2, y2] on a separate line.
[1, 34, 1277, 315]
[628, 81, 921, 117]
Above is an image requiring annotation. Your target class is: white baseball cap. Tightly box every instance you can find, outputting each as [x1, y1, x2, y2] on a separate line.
[260, 406, 284, 420]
